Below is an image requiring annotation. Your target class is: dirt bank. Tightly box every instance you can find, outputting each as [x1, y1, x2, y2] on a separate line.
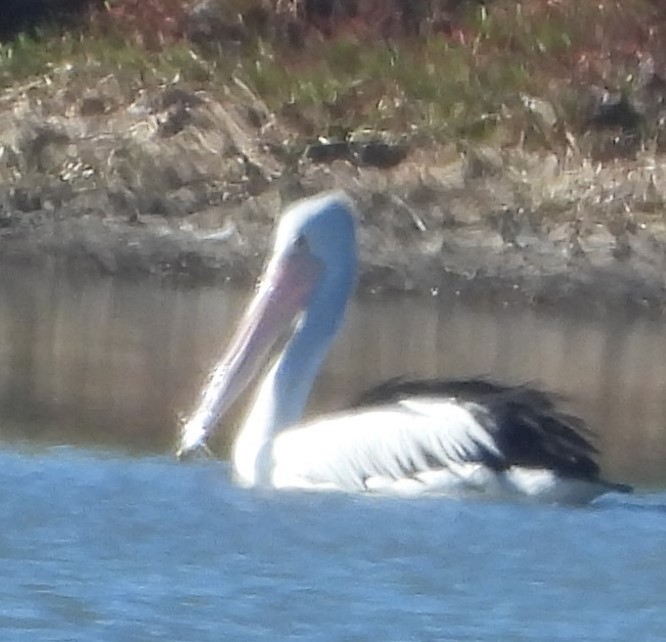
[2, 77, 666, 318]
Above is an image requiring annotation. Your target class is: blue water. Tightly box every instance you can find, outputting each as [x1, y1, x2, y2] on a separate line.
[1, 447, 665, 641]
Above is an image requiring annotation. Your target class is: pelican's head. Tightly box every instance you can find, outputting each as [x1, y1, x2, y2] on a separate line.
[177, 191, 358, 457]
[272, 190, 358, 268]
[266, 190, 358, 320]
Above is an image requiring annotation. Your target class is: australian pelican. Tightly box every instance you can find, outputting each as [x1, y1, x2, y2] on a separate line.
[177, 191, 630, 504]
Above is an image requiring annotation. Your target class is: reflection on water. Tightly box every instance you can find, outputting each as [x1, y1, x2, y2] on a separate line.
[0, 265, 665, 487]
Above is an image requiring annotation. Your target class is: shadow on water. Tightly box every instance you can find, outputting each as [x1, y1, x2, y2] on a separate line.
[0, 264, 665, 488]
[596, 494, 666, 516]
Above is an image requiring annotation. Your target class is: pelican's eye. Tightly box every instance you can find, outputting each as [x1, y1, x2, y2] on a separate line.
[295, 234, 308, 251]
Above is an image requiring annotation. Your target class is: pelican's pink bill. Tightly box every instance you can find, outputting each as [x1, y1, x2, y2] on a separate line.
[177, 244, 321, 457]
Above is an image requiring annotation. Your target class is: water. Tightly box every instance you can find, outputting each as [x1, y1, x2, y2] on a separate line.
[1, 266, 666, 485]
[1, 447, 666, 641]
[2, 266, 666, 640]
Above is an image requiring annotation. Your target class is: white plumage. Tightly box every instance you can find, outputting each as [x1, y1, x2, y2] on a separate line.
[178, 191, 630, 504]
[271, 400, 500, 491]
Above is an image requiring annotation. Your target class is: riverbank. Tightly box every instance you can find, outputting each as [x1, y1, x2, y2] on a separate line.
[2, 1, 666, 317]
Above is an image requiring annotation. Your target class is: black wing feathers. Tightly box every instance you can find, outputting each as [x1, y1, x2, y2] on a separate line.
[352, 377, 600, 480]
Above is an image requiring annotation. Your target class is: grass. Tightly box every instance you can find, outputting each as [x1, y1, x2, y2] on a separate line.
[1, 0, 666, 154]
[234, 34, 525, 138]
[0, 31, 212, 92]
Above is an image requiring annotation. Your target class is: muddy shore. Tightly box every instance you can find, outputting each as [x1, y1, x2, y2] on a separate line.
[2, 80, 666, 318]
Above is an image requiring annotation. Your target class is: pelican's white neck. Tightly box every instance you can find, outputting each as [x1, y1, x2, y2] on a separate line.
[232, 262, 355, 487]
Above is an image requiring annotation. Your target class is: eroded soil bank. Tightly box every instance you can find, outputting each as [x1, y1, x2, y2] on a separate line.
[2, 78, 666, 318]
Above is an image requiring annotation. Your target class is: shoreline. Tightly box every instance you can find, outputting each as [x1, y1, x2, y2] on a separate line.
[1, 83, 666, 319]
[2, 181, 666, 320]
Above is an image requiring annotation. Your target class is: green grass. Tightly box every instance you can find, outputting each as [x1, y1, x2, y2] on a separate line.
[234, 30, 552, 144]
[1, 0, 665, 153]
[0, 29, 212, 92]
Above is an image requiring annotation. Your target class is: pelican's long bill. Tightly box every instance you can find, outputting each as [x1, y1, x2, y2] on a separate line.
[177, 243, 322, 458]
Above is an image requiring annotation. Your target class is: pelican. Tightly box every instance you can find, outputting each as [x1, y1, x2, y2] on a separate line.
[177, 191, 630, 504]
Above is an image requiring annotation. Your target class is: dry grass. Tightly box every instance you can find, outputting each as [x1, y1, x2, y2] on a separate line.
[1, 2, 665, 151]
[3, 0, 666, 228]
